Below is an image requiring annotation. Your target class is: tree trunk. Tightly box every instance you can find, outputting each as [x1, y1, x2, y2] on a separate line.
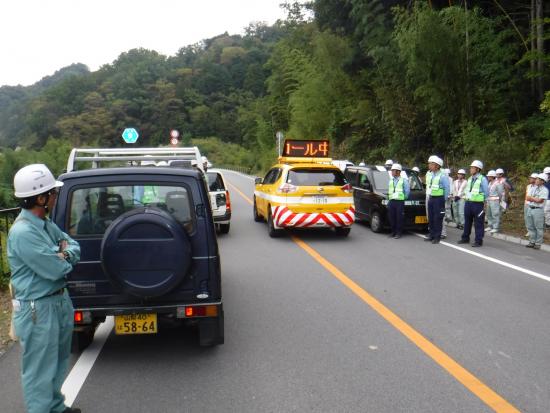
[531, 0, 536, 98]
[536, 0, 544, 102]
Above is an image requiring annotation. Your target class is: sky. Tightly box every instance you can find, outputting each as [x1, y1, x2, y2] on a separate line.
[0, 0, 287, 87]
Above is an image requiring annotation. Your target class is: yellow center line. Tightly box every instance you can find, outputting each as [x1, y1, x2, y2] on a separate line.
[228, 178, 521, 413]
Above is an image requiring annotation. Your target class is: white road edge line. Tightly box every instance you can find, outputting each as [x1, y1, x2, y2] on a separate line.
[61, 316, 114, 407]
[413, 233, 550, 283]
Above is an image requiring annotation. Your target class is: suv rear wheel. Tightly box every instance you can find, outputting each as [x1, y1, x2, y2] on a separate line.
[267, 207, 284, 238]
[253, 197, 263, 222]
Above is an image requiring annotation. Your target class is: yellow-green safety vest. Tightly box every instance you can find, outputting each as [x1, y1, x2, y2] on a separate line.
[465, 176, 485, 202]
[426, 172, 444, 196]
[388, 177, 405, 200]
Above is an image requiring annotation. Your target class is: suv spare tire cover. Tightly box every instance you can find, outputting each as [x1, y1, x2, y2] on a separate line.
[101, 207, 192, 298]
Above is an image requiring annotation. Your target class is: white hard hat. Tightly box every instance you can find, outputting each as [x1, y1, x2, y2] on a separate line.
[385, 159, 393, 166]
[530, 173, 539, 178]
[412, 166, 420, 173]
[543, 167, 550, 174]
[458, 169, 466, 175]
[444, 168, 451, 175]
[428, 155, 443, 166]
[487, 170, 497, 177]
[391, 163, 402, 171]
[537, 173, 548, 182]
[14, 164, 63, 198]
[358, 162, 366, 167]
[495, 168, 504, 174]
[470, 160, 483, 170]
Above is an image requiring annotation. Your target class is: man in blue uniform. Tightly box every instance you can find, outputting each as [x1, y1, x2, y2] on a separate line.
[424, 155, 450, 244]
[8, 164, 81, 413]
[387, 163, 410, 239]
[458, 160, 489, 247]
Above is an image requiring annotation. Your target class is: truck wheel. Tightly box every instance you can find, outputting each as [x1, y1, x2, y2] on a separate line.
[370, 211, 383, 233]
[71, 328, 95, 353]
[219, 223, 230, 234]
[267, 208, 284, 238]
[253, 197, 263, 222]
[198, 312, 224, 346]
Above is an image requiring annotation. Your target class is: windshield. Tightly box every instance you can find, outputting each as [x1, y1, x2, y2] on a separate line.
[286, 168, 346, 186]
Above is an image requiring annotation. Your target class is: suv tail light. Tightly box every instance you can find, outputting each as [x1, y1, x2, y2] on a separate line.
[279, 183, 298, 193]
[74, 310, 92, 324]
[182, 305, 219, 318]
[341, 183, 353, 193]
[225, 190, 231, 211]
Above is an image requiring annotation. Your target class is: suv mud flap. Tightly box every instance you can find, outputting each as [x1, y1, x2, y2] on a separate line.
[198, 310, 224, 346]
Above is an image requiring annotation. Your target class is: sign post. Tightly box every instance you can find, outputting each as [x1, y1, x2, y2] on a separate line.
[276, 131, 284, 156]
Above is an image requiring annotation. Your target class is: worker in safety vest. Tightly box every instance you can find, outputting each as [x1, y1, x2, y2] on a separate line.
[524, 173, 538, 237]
[387, 163, 410, 239]
[458, 160, 489, 247]
[544, 166, 550, 226]
[7, 164, 81, 413]
[452, 169, 467, 230]
[525, 173, 549, 249]
[424, 155, 450, 244]
[486, 170, 504, 234]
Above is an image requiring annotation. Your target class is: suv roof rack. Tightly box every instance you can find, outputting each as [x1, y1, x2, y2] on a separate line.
[67, 147, 204, 172]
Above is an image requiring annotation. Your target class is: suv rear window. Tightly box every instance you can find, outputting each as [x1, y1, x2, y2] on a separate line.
[206, 172, 225, 191]
[287, 168, 346, 186]
[68, 185, 194, 236]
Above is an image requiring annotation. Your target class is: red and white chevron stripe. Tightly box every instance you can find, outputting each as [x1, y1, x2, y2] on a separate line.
[272, 205, 355, 228]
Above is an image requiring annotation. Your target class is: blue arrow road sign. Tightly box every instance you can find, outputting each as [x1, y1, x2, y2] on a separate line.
[122, 128, 139, 144]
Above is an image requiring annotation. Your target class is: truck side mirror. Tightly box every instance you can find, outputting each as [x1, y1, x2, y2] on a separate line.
[254, 177, 263, 185]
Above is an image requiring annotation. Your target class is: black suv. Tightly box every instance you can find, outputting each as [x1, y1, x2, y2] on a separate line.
[344, 166, 428, 233]
[53, 166, 223, 351]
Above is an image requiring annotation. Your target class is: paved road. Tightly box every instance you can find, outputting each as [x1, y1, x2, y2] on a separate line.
[1, 170, 549, 412]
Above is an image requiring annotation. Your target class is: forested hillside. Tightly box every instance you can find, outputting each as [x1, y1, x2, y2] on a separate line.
[1, 0, 549, 207]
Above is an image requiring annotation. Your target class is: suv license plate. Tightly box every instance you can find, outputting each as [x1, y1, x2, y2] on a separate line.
[415, 216, 428, 224]
[115, 313, 158, 335]
[313, 196, 328, 205]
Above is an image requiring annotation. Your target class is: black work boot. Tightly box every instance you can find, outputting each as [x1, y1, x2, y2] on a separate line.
[63, 407, 81, 413]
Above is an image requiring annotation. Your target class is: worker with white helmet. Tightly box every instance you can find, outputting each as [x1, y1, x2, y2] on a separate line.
[443, 168, 454, 229]
[525, 173, 549, 249]
[412, 166, 420, 173]
[424, 155, 450, 244]
[524, 173, 539, 237]
[544, 166, 550, 226]
[387, 163, 410, 239]
[458, 160, 489, 247]
[486, 170, 504, 234]
[452, 169, 467, 229]
[7, 164, 82, 413]
[384, 159, 394, 171]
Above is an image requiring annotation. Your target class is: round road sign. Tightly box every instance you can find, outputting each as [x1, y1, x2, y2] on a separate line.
[170, 129, 180, 139]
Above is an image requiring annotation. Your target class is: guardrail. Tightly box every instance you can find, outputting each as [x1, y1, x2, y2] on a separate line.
[216, 166, 255, 176]
[0, 207, 20, 283]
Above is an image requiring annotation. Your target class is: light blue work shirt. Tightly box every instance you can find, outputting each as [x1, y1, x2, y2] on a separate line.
[8, 208, 80, 301]
[390, 176, 410, 199]
[426, 170, 451, 199]
[469, 173, 490, 200]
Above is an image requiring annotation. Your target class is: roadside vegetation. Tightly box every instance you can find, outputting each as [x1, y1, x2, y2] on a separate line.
[0, 1, 548, 286]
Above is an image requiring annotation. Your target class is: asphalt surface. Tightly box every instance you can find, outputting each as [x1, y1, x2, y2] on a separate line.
[1, 170, 549, 412]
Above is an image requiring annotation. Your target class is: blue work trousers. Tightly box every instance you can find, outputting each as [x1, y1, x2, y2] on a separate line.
[13, 291, 74, 413]
[461, 201, 485, 244]
[388, 200, 404, 236]
[428, 196, 445, 240]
